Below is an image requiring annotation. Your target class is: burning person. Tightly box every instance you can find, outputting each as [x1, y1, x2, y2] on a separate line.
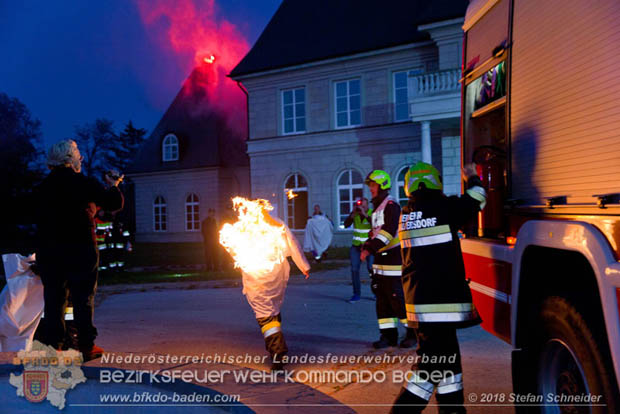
[220, 198, 310, 371]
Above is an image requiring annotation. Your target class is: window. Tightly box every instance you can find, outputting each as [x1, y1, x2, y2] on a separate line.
[395, 166, 410, 207]
[282, 88, 306, 134]
[284, 174, 308, 229]
[335, 79, 361, 128]
[393, 72, 409, 121]
[153, 196, 167, 232]
[393, 69, 424, 122]
[162, 134, 179, 161]
[337, 169, 364, 227]
[185, 193, 200, 231]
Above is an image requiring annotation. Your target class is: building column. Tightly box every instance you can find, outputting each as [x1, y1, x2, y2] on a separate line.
[421, 121, 432, 163]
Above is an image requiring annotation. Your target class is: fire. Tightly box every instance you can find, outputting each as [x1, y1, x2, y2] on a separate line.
[286, 189, 298, 200]
[134, 0, 249, 129]
[219, 197, 287, 275]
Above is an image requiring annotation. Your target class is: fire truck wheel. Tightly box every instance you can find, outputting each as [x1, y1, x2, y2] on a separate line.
[534, 296, 618, 414]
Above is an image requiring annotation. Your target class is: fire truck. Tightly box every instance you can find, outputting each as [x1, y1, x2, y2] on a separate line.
[461, 0, 620, 411]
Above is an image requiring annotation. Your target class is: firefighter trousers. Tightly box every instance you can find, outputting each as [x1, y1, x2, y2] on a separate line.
[371, 273, 407, 343]
[391, 325, 465, 414]
[256, 314, 288, 359]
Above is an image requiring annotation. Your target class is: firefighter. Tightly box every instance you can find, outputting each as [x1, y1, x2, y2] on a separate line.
[391, 162, 486, 414]
[95, 210, 113, 273]
[110, 219, 130, 271]
[361, 170, 416, 349]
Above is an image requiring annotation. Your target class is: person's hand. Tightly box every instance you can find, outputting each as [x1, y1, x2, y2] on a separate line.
[105, 170, 124, 187]
[462, 163, 478, 181]
[360, 249, 370, 262]
[302, 269, 310, 279]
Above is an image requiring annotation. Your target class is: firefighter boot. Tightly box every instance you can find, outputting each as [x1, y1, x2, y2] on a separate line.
[80, 344, 104, 362]
[400, 328, 417, 348]
[373, 328, 398, 349]
[390, 387, 426, 414]
[436, 389, 466, 414]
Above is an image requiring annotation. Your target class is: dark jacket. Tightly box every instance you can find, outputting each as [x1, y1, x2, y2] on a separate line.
[34, 167, 124, 249]
[399, 175, 486, 328]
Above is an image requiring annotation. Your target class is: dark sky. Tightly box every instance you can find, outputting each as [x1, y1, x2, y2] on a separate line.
[0, 0, 281, 148]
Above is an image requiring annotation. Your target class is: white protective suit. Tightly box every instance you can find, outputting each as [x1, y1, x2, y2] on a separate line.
[303, 214, 334, 258]
[0, 253, 43, 351]
[242, 218, 310, 319]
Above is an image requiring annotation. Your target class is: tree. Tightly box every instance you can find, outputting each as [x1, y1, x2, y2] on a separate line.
[0, 92, 45, 249]
[112, 120, 147, 173]
[73, 118, 118, 179]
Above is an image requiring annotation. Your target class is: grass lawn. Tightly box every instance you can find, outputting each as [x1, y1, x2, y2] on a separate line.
[98, 259, 347, 286]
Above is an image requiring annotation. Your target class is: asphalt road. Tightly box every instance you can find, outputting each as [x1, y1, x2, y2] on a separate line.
[89, 269, 514, 414]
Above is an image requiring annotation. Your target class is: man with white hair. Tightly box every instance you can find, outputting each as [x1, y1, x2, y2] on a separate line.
[34, 139, 123, 361]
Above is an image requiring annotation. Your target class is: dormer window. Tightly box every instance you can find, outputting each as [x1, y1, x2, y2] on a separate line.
[162, 134, 179, 161]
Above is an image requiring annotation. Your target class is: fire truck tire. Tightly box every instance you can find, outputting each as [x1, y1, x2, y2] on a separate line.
[532, 296, 618, 414]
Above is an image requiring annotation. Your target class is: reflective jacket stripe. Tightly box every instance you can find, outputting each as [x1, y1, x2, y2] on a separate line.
[466, 186, 487, 209]
[261, 321, 282, 338]
[373, 264, 402, 276]
[122, 231, 130, 236]
[406, 303, 473, 313]
[400, 224, 451, 240]
[406, 303, 477, 322]
[378, 317, 399, 329]
[377, 236, 400, 253]
[407, 311, 477, 322]
[401, 232, 452, 248]
[98, 245, 107, 250]
[403, 371, 434, 401]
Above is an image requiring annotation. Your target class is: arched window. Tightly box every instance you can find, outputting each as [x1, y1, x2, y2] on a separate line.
[336, 169, 363, 228]
[153, 196, 167, 232]
[284, 174, 308, 229]
[396, 166, 410, 207]
[185, 193, 200, 231]
[162, 134, 179, 161]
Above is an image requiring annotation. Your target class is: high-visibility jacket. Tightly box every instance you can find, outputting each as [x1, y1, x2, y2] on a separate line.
[363, 194, 402, 276]
[351, 208, 373, 246]
[399, 175, 487, 328]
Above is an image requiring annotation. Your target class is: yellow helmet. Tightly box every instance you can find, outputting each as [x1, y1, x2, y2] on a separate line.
[365, 170, 391, 190]
[404, 162, 442, 196]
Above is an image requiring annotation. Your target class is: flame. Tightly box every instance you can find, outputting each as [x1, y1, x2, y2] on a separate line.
[286, 189, 298, 200]
[134, 0, 249, 129]
[219, 197, 287, 274]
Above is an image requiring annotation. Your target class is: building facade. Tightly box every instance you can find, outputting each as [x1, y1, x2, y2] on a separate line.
[128, 69, 250, 243]
[230, 0, 466, 245]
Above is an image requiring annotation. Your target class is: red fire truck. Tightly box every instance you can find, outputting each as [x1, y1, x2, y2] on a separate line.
[461, 0, 620, 411]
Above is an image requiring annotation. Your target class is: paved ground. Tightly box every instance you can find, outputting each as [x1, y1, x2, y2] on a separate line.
[85, 267, 514, 414]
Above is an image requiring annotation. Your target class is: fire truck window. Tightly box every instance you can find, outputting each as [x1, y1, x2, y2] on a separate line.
[464, 61, 507, 164]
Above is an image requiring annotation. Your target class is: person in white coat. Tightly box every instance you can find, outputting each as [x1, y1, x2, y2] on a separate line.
[223, 205, 310, 371]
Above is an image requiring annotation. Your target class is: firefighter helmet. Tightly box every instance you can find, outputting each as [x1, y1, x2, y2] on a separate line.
[365, 170, 391, 190]
[404, 162, 442, 196]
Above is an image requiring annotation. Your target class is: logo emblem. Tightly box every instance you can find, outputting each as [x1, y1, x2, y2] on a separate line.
[24, 371, 48, 403]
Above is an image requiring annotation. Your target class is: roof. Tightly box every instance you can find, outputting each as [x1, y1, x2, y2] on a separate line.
[128, 68, 248, 174]
[229, 0, 468, 78]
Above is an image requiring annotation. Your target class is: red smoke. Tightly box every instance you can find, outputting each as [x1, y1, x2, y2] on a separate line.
[135, 0, 249, 130]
